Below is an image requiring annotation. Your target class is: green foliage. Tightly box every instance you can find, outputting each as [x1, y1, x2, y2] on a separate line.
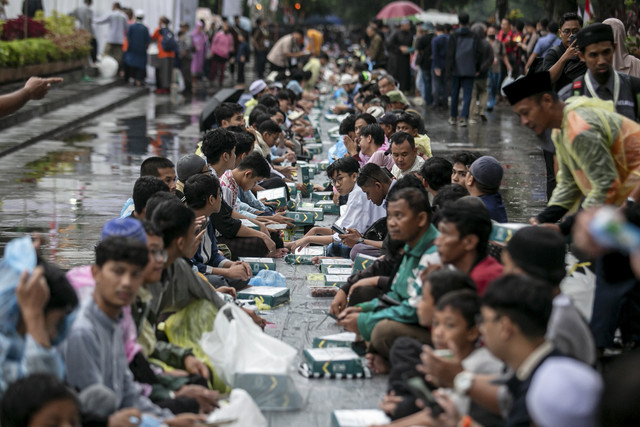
[0, 10, 91, 67]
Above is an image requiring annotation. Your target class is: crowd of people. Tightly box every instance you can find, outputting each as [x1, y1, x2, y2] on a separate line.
[5, 6, 640, 427]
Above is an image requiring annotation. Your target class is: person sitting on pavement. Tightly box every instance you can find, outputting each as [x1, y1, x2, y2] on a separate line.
[377, 111, 398, 141]
[434, 198, 503, 295]
[345, 113, 378, 166]
[419, 157, 454, 200]
[337, 187, 439, 373]
[450, 151, 481, 189]
[359, 123, 395, 171]
[0, 238, 78, 397]
[243, 79, 269, 121]
[214, 102, 245, 128]
[383, 286, 504, 426]
[200, 128, 278, 259]
[61, 236, 206, 425]
[185, 174, 251, 291]
[416, 275, 569, 427]
[175, 153, 209, 200]
[129, 176, 171, 221]
[332, 74, 359, 114]
[120, 157, 176, 217]
[287, 157, 386, 257]
[395, 112, 432, 158]
[390, 131, 425, 180]
[501, 226, 596, 365]
[341, 163, 397, 260]
[465, 156, 508, 223]
[386, 89, 409, 111]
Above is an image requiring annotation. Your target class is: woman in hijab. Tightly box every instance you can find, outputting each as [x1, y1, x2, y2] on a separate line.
[191, 20, 208, 94]
[604, 18, 640, 78]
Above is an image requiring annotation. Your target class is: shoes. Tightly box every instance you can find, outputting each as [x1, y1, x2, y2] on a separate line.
[468, 118, 477, 125]
[487, 107, 494, 112]
[448, 117, 457, 125]
[458, 118, 467, 127]
[480, 114, 488, 122]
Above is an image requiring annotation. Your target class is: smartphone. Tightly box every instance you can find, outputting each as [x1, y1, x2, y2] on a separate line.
[327, 311, 338, 320]
[569, 34, 577, 45]
[331, 223, 348, 235]
[404, 376, 444, 417]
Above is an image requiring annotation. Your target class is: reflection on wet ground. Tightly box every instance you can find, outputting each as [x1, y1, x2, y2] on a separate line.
[0, 95, 546, 268]
[0, 95, 205, 266]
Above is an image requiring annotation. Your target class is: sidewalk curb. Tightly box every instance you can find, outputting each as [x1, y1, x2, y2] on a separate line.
[0, 86, 147, 158]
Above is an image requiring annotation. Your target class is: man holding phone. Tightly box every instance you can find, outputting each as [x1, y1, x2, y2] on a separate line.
[542, 12, 586, 91]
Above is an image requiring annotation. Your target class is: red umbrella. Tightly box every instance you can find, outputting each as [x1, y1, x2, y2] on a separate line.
[376, 1, 423, 19]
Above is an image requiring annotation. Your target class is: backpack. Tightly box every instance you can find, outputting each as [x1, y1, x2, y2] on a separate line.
[453, 31, 478, 77]
[160, 27, 178, 52]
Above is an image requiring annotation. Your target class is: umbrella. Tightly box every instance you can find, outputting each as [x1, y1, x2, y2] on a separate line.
[376, 1, 423, 19]
[303, 14, 344, 26]
[238, 16, 252, 33]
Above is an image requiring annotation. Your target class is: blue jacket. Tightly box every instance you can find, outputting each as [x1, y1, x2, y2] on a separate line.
[480, 192, 508, 223]
[192, 221, 229, 274]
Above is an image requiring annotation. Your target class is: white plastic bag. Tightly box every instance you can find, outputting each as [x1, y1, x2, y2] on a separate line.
[500, 71, 515, 97]
[199, 303, 297, 385]
[206, 389, 267, 427]
[0, 236, 37, 335]
[97, 55, 118, 78]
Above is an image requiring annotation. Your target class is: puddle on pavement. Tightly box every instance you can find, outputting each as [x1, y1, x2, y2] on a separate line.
[0, 95, 204, 266]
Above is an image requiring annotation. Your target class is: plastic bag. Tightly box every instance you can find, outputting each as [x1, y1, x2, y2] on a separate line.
[162, 299, 230, 393]
[0, 236, 37, 335]
[200, 303, 296, 384]
[500, 71, 515, 97]
[206, 389, 267, 427]
[97, 55, 118, 78]
[328, 138, 347, 163]
[249, 270, 287, 287]
[200, 303, 303, 410]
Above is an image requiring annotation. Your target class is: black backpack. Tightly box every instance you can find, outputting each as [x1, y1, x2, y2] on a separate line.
[160, 27, 178, 52]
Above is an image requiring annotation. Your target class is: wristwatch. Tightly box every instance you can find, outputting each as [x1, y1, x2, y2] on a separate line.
[454, 371, 474, 396]
[357, 237, 364, 244]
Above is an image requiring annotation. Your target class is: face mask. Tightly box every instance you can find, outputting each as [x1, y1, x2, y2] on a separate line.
[488, 34, 496, 40]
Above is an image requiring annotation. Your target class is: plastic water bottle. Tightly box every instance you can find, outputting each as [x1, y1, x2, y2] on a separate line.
[295, 191, 302, 206]
[589, 206, 640, 253]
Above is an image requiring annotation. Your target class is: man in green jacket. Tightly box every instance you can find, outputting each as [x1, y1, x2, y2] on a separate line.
[338, 186, 438, 373]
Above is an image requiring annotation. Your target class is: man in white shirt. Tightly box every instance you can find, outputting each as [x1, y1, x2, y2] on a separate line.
[287, 157, 385, 257]
[94, 2, 128, 67]
[390, 132, 425, 179]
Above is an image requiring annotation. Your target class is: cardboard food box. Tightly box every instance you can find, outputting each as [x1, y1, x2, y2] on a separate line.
[324, 274, 350, 287]
[233, 373, 304, 411]
[282, 226, 305, 242]
[318, 160, 330, 171]
[239, 257, 276, 275]
[330, 410, 391, 427]
[489, 222, 528, 244]
[326, 267, 354, 276]
[306, 143, 323, 155]
[319, 258, 353, 273]
[296, 206, 325, 221]
[240, 218, 260, 230]
[295, 246, 326, 256]
[307, 273, 326, 282]
[316, 200, 340, 215]
[284, 211, 315, 225]
[256, 187, 287, 209]
[237, 286, 290, 307]
[312, 191, 334, 201]
[303, 348, 363, 376]
[352, 253, 378, 272]
[313, 332, 365, 355]
[297, 164, 311, 185]
[286, 182, 297, 197]
[284, 254, 316, 265]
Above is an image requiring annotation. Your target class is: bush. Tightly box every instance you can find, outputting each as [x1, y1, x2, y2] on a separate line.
[0, 15, 47, 41]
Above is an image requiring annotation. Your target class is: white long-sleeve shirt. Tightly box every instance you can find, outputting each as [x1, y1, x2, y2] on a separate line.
[333, 184, 386, 242]
[94, 10, 128, 44]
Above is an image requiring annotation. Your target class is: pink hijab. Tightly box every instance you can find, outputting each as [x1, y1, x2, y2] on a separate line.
[604, 18, 640, 78]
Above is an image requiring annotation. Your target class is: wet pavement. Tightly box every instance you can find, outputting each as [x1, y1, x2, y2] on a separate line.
[0, 93, 546, 265]
[0, 89, 553, 425]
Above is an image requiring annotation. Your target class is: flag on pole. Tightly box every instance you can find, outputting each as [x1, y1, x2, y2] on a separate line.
[584, 0, 595, 24]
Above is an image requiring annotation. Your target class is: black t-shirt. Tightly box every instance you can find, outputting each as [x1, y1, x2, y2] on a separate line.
[543, 44, 587, 91]
[210, 199, 242, 238]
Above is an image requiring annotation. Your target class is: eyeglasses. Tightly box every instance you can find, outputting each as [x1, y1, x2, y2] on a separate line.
[561, 28, 580, 35]
[149, 248, 167, 262]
